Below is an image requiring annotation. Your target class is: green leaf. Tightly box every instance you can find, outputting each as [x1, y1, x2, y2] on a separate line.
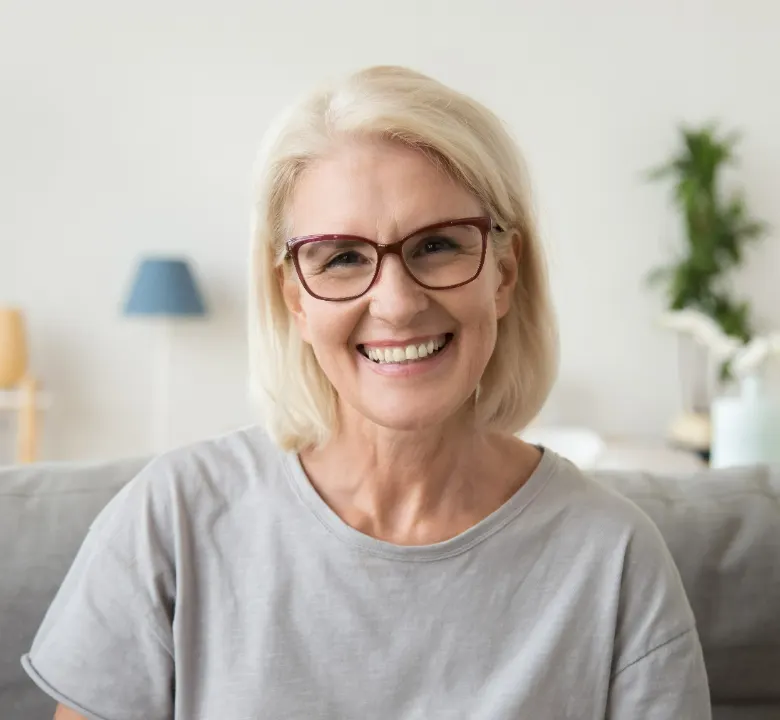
[643, 121, 766, 347]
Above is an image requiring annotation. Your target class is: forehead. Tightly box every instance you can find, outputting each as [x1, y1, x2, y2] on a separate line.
[288, 139, 482, 240]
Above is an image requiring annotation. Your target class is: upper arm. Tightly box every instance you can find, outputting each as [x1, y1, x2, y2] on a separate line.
[22, 458, 176, 719]
[607, 629, 711, 719]
[607, 505, 711, 717]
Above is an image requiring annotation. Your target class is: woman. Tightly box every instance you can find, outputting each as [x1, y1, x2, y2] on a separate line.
[25, 66, 710, 719]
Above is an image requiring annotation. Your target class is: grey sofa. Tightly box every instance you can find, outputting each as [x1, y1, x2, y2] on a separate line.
[1, 455, 779, 719]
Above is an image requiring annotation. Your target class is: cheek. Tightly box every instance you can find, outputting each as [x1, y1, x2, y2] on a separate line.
[456, 276, 501, 358]
[466, 267, 502, 326]
[300, 299, 362, 352]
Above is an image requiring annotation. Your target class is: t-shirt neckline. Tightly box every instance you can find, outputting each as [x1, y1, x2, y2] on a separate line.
[282, 446, 557, 562]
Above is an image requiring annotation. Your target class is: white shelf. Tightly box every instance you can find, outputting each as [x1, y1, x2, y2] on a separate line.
[0, 389, 53, 410]
[520, 425, 707, 475]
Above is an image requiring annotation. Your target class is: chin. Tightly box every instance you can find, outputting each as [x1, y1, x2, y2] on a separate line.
[354, 393, 470, 433]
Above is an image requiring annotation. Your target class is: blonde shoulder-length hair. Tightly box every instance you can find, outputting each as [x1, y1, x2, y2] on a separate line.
[249, 65, 558, 452]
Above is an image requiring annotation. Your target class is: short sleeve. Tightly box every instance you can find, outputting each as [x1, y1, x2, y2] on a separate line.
[21, 460, 176, 720]
[608, 630, 710, 718]
[607, 508, 711, 719]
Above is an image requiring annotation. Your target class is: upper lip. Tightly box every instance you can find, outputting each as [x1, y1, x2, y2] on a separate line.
[357, 333, 451, 348]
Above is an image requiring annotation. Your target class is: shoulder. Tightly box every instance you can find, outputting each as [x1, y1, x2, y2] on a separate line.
[133, 425, 283, 495]
[541, 452, 697, 665]
[91, 426, 288, 540]
[540, 450, 673, 553]
[541, 450, 693, 616]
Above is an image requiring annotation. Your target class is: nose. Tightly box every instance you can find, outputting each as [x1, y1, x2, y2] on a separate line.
[366, 254, 429, 326]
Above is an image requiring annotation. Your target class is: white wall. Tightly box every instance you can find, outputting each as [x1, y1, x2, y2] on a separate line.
[1, 0, 778, 461]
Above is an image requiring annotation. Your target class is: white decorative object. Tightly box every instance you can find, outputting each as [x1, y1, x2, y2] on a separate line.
[731, 335, 780, 378]
[658, 309, 743, 363]
[659, 309, 780, 468]
[710, 373, 780, 468]
[659, 309, 780, 377]
[659, 309, 780, 460]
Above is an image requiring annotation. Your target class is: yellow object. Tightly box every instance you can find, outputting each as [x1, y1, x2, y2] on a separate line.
[17, 375, 39, 463]
[0, 308, 28, 388]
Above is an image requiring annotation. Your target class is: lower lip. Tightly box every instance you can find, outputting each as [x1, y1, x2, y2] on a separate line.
[358, 339, 453, 377]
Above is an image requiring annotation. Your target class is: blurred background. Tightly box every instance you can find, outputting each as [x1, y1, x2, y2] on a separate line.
[1, 0, 778, 464]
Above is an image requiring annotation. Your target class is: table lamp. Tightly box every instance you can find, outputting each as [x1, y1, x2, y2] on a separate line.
[122, 257, 207, 451]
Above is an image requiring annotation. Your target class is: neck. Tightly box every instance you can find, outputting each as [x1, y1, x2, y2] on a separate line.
[299, 406, 540, 545]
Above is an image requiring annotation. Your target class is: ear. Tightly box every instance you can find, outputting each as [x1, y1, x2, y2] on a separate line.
[279, 266, 312, 343]
[494, 231, 521, 319]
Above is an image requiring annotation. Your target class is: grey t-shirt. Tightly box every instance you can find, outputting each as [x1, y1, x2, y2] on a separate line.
[22, 427, 710, 719]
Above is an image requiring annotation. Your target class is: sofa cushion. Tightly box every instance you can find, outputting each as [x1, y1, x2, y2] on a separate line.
[594, 464, 780, 705]
[0, 457, 149, 720]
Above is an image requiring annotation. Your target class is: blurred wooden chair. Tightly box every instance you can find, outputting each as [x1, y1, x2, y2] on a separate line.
[0, 309, 44, 464]
[17, 374, 40, 463]
[0, 375, 47, 464]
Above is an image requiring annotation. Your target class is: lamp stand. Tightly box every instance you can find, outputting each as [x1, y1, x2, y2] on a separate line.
[155, 319, 172, 453]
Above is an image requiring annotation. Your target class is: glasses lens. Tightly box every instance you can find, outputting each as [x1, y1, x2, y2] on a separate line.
[402, 224, 484, 288]
[295, 238, 378, 299]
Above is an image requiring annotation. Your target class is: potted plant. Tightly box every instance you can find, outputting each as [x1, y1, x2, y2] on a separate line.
[646, 123, 768, 452]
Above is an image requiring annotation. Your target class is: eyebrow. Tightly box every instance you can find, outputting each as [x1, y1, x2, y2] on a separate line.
[301, 237, 367, 248]
[295, 237, 369, 256]
[288, 215, 499, 249]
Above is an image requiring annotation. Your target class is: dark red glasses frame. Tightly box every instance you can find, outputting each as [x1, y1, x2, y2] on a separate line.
[285, 216, 500, 302]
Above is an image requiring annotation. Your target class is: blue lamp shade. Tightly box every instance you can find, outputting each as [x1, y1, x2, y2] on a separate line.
[123, 257, 207, 317]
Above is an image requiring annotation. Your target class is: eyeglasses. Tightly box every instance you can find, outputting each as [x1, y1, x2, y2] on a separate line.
[285, 216, 499, 301]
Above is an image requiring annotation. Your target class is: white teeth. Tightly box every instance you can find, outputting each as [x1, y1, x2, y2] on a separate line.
[362, 336, 449, 365]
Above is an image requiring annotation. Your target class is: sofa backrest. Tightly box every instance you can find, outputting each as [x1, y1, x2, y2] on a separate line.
[1, 456, 779, 719]
[0, 457, 150, 719]
[595, 464, 780, 717]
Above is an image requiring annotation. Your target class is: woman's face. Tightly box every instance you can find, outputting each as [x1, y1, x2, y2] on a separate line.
[283, 139, 518, 432]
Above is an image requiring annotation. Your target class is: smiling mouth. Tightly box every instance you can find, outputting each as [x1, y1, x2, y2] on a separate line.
[357, 333, 454, 365]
